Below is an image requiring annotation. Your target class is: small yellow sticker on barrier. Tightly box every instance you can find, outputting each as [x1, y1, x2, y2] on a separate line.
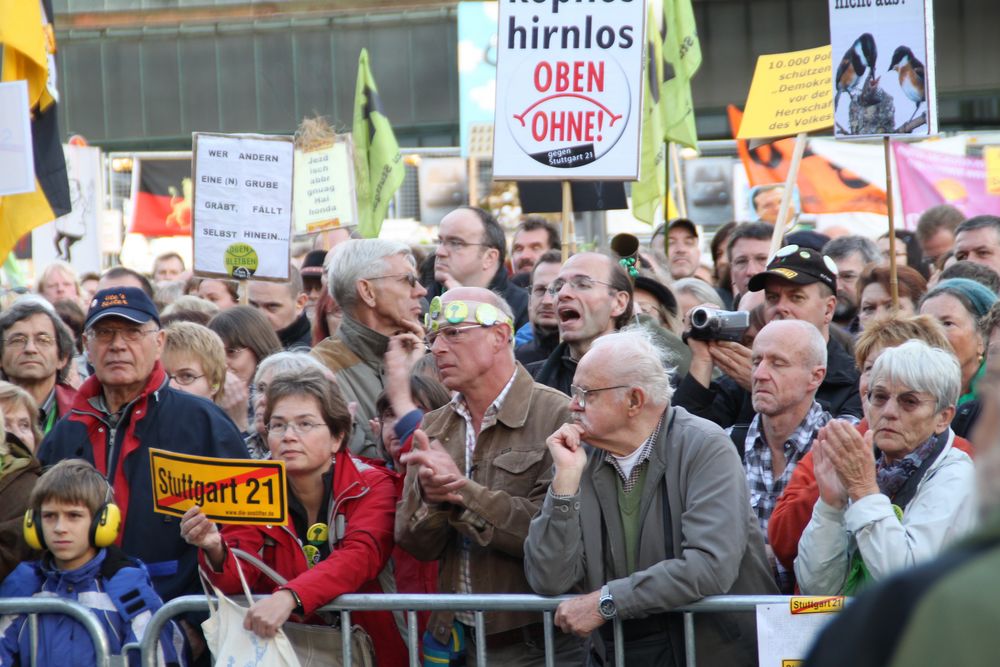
[789, 596, 844, 615]
[782, 660, 803, 667]
[149, 448, 287, 525]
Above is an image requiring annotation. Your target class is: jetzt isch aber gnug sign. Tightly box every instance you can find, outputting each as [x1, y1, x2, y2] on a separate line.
[492, 0, 645, 180]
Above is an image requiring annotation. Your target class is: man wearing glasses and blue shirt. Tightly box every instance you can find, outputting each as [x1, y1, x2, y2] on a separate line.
[38, 286, 247, 610]
[427, 206, 530, 330]
[527, 252, 633, 396]
[396, 286, 582, 666]
[313, 238, 428, 459]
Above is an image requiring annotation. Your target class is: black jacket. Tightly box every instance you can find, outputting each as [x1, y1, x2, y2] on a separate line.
[278, 310, 313, 351]
[526, 341, 575, 397]
[515, 327, 560, 366]
[673, 334, 862, 450]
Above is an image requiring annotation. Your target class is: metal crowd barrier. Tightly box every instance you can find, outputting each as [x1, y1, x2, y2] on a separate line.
[0, 597, 114, 667]
[134, 593, 799, 667]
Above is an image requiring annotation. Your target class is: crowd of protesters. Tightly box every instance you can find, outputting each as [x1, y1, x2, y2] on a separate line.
[2, 202, 1000, 666]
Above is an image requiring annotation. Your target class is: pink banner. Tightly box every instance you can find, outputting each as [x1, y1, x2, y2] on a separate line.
[893, 142, 1000, 229]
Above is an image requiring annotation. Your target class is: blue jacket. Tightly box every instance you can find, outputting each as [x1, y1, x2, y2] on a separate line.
[37, 362, 248, 601]
[0, 547, 185, 666]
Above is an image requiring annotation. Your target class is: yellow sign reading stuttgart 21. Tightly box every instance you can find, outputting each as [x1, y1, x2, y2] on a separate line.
[149, 448, 287, 525]
[789, 596, 844, 615]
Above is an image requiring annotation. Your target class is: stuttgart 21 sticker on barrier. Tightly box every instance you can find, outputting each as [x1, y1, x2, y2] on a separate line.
[493, 0, 645, 180]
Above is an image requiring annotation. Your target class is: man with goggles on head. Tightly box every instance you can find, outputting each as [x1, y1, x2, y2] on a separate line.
[396, 287, 583, 665]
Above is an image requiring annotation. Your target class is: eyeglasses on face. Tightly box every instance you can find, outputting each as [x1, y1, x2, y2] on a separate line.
[546, 275, 616, 297]
[85, 326, 158, 344]
[168, 371, 205, 386]
[425, 322, 492, 347]
[266, 420, 329, 437]
[4, 333, 56, 349]
[437, 236, 487, 252]
[569, 384, 628, 408]
[866, 389, 936, 412]
[368, 273, 420, 288]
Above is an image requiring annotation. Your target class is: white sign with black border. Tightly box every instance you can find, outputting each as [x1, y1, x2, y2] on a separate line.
[493, 0, 645, 180]
[192, 132, 294, 282]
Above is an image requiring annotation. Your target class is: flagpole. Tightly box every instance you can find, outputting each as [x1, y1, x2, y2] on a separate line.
[468, 156, 478, 206]
[884, 136, 899, 309]
[561, 181, 573, 262]
[769, 132, 808, 257]
[670, 142, 688, 219]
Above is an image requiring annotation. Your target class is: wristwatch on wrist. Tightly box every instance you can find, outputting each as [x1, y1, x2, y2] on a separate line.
[598, 584, 617, 620]
[282, 587, 304, 614]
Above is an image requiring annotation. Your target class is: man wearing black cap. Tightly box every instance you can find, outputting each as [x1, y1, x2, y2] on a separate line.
[674, 245, 862, 445]
[667, 219, 702, 281]
[38, 287, 247, 603]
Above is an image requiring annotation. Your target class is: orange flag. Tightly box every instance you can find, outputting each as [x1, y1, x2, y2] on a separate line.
[728, 105, 887, 215]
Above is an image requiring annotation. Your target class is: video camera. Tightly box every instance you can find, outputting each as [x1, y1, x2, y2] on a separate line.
[683, 307, 750, 343]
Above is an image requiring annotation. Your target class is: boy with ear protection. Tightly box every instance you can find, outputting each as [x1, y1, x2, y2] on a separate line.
[0, 459, 186, 666]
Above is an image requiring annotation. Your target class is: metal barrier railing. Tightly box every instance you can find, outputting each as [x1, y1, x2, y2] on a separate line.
[134, 593, 800, 667]
[0, 597, 114, 667]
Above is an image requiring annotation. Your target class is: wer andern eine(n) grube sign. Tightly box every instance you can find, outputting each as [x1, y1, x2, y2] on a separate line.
[493, 0, 645, 180]
[192, 132, 294, 282]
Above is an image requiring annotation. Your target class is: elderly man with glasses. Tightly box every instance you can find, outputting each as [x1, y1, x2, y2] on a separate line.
[37, 287, 247, 607]
[427, 207, 530, 330]
[396, 286, 582, 666]
[524, 327, 777, 666]
[312, 238, 428, 459]
[527, 252, 634, 396]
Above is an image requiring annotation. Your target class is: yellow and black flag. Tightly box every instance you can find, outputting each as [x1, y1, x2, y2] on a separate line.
[352, 48, 404, 239]
[0, 0, 71, 263]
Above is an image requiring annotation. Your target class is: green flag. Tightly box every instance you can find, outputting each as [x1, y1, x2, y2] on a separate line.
[659, 0, 702, 149]
[632, 5, 668, 225]
[353, 48, 404, 238]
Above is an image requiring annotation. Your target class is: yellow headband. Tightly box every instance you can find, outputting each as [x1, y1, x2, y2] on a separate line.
[424, 295, 514, 333]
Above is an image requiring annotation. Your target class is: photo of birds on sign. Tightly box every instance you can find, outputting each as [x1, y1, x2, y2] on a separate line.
[828, 2, 933, 138]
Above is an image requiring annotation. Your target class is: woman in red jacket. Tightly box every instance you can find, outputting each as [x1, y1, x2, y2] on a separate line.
[180, 367, 406, 665]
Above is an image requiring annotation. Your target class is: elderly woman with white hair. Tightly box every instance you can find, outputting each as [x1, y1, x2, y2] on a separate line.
[795, 340, 976, 595]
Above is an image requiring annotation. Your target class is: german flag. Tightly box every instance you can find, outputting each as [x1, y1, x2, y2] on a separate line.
[0, 0, 71, 263]
[128, 158, 192, 236]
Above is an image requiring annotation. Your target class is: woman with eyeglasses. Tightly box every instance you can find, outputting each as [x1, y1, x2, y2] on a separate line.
[208, 306, 282, 434]
[162, 322, 227, 406]
[793, 340, 975, 596]
[179, 368, 406, 665]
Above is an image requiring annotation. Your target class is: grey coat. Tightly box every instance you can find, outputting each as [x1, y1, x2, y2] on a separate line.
[524, 405, 777, 667]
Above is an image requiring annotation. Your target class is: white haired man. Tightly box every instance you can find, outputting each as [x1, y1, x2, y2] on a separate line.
[312, 239, 427, 458]
[524, 327, 777, 666]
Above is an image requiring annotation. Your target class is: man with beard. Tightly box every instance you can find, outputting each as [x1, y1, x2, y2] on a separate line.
[527, 253, 633, 396]
[822, 236, 880, 333]
[510, 217, 560, 288]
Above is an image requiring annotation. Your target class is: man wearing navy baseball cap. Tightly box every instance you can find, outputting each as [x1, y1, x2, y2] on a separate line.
[38, 286, 248, 608]
[674, 245, 863, 446]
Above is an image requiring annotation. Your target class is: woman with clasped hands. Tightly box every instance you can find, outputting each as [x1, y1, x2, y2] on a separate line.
[179, 368, 406, 665]
[794, 340, 976, 595]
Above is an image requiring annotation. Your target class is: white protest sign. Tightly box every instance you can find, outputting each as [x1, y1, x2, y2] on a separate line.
[293, 135, 357, 234]
[0, 81, 36, 197]
[829, 0, 936, 137]
[32, 144, 104, 273]
[757, 597, 843, 666]
[192, 133, 294, 281]
[493, 0, 644, 180]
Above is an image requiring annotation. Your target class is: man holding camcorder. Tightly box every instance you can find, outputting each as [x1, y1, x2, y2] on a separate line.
[673, 245, 862, 449]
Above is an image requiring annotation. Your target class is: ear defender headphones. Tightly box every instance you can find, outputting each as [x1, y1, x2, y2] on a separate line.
[23, 469, 122, 551]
